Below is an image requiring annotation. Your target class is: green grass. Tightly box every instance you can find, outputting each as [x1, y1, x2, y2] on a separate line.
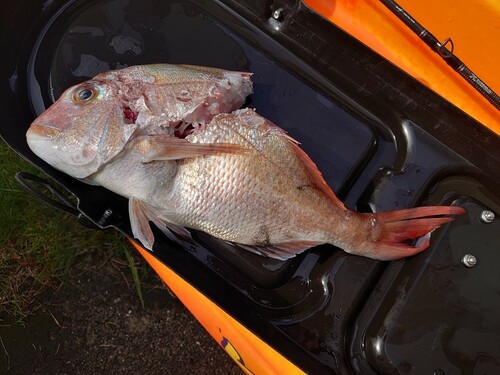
[0, 140, 146, 319]
[123, 246, 145, 308]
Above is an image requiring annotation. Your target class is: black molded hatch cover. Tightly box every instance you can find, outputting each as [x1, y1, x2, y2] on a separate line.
[1, 0, 499, 374]
[351, 179, 500, 374]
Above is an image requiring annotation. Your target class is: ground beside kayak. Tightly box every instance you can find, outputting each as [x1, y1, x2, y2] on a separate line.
[0, 253, 239, 374]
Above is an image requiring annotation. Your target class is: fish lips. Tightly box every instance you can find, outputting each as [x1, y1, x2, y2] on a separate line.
[27, 115, 137, 179]
[26, 122, 73, 174]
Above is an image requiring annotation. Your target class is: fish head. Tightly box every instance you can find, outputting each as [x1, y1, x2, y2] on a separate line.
[27, 78, 138, 179]
[26, 63, 253, 178]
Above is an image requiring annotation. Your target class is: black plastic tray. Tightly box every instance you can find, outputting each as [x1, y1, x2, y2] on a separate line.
[1, 0, 499, 373]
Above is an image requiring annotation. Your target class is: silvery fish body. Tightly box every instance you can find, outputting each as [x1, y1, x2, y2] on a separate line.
[27, 64, 464, 260]
[92, 108, 356, 258]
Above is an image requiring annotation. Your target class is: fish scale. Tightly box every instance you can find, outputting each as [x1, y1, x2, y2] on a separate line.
[163, 109, 350, 246]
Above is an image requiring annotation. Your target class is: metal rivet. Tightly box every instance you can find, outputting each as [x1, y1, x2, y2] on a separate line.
[461, 254, 477, 268]
[480, 210, 495, 223]
[98, 209, 113, 225]
[272, 8, 283, 20]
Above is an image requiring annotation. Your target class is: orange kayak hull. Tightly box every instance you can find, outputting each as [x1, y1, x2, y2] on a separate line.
[305, 0, 500, 135]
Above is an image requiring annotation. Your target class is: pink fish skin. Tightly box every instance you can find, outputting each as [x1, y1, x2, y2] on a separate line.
[26, 65, 465, 261]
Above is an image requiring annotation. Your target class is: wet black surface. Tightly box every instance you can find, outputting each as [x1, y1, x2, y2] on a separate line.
[1, 0, 500, 374]
[351, 179, 500, 374]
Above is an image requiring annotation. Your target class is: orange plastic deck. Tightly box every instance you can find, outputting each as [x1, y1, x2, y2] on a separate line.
[305, 0, 500, 135]
[133, 243, 306, 375]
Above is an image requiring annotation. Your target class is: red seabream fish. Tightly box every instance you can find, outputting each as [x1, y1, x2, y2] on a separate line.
[26, 64, 465, 261]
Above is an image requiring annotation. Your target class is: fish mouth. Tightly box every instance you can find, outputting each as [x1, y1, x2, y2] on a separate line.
[26, 123, 60, 139]
[26, 124, 59, 162]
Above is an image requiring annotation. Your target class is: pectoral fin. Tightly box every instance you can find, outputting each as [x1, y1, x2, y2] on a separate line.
[129, 197, 160, 250]
[129, 197, 192, 250]
[135, 135, 246, 162]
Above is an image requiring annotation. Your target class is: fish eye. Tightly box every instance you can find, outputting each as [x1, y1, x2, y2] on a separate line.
[73, 84, 99, 104]
[78, 89, 93, 101]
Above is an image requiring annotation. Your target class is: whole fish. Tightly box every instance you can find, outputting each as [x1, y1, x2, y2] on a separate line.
[27, 64, 465, 261]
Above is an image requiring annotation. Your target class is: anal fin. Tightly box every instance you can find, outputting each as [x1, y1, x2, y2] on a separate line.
[236, 240, 324, 261]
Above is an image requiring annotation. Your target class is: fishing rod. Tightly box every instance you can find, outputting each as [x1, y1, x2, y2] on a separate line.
[380, 0, 500, 112]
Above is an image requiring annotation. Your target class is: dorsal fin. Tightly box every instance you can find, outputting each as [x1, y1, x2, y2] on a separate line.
[285, 135, 346, 211]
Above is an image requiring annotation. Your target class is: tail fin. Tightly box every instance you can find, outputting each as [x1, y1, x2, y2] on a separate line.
[369, 206, 465, 261]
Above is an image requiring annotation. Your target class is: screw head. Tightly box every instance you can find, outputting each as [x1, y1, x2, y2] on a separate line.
[480, 210, 495, 223]
[461, 254, 477, 268]
[272, 8, 282, 20]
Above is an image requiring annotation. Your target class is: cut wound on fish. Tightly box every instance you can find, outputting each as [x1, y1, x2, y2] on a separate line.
[123, 107, 138, 123]
[174, 122, 198, 139]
